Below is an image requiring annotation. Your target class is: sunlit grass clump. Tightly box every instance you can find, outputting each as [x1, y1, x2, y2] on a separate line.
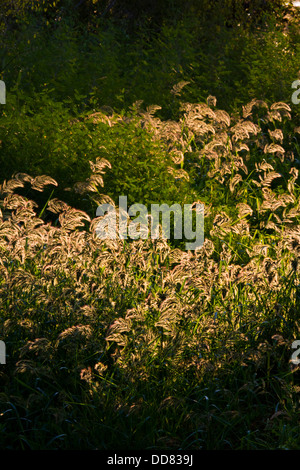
[1, 93, 300, 449]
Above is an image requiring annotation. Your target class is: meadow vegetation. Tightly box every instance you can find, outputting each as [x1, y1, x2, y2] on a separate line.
[0, 0, 300, 450]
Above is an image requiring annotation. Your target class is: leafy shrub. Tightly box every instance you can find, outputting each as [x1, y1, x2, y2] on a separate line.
[0, 91, 196, 225]
[1, 0, 300, 451]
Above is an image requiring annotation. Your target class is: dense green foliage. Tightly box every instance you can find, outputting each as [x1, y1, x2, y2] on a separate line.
[1, 0, 300, 451]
